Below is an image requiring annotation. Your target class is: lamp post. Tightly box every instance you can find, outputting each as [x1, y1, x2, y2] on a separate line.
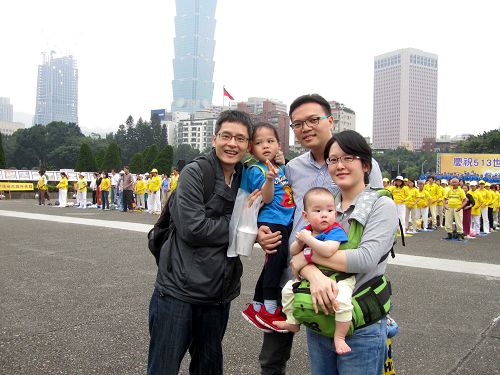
[421, 160, 427, 175]
[397, 159, 400, 175]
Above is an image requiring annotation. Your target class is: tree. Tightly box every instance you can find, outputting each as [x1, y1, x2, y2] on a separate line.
[75, 143, 97, 171]
[0, 132, 6, 168]
[455, 129, 500, 153]
[102, 142, 122, 172]
[153, 146, 174, 174]
[94, 148, 106, 170]
[143, 144, 159, 172]
[129, 152, 144, 174]
[174, 144, 200, 165]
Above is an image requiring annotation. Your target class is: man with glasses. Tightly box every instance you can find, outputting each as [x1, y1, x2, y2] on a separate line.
[148, 110, 253, 375]
[257, 94, 383, 374]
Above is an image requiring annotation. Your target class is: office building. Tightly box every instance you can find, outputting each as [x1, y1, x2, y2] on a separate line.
[175, 114, 216, 152]
[329, 101, 356, 133]
[0, 121, 24, 136]
[171, 0, 216, 113]
[372, 48, 438, 150]
[0, 98, 13, 122]
[34, 53, 78, 125]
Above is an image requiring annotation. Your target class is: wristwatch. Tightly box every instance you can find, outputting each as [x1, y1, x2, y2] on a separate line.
[303, 247, 313, 264]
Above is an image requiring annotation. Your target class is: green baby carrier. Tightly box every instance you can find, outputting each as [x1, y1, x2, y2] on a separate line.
[292, 188, 397, 337]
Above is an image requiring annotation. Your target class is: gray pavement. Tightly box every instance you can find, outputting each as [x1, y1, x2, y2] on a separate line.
[1, 199, 499, 374]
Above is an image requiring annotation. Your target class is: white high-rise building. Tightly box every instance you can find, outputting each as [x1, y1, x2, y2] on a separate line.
[0, 97, 13, 122]
[372, 48, 438, 150]
[34, 53, 78, 126]
[329, 101, 356, 133]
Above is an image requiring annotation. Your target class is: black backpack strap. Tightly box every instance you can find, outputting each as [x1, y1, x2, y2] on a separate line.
[196, 158, 216, 203]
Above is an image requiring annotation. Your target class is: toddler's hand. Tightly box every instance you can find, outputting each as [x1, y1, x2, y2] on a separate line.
[265, 160, 278, 181]
[274, 151, 285, 165]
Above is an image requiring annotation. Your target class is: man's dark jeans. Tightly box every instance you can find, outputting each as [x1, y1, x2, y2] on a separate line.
[122, 190, 133, 211]
[259, 331, 294, 375]
[147, 288, 231, 375]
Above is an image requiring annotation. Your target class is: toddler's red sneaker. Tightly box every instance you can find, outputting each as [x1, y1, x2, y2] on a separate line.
[255, 306, 289, 333]
[242, 304, 272, 333]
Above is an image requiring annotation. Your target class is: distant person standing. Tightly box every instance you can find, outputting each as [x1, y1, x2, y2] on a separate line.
[121, 166, 134, 212]
[100, 172, 111, 210]
[160, 173, 171, 209]
[76, 173, 88, 209]
[56, 172, 69, 207]
[37, 170, 48, 206]
[111, 169, 120, 206]
[443, 178, 467, 241]
[148, 168, 162, 214]
[134, 175, 146, 209]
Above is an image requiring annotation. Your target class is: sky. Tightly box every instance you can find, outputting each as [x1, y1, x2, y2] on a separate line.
[2, 0, 499, 139]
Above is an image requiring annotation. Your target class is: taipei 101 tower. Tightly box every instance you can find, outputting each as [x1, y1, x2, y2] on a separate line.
[171, 0, 216, 113]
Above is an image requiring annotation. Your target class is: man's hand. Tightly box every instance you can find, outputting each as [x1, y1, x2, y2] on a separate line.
[246, 189, 262, 208]
[256, 225, 281, 254]
[274, 151, 285, 165]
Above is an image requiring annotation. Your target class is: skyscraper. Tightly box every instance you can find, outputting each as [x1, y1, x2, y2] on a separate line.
[0, 98, 13, 122]
[372, 48, 438, 150]
[171, 0, 216, 113]
[34, 53, 78, 126]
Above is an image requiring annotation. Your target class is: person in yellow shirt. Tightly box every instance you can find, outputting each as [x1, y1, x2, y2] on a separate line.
[403, 179, 418, 233]
[148, 168, 162, 214]
[36, 170, 48, 206]
[169, 168, 180, 192]
[56, 172, 68, 207]
[443, 178, 467, 241]
[415, 180, 431, 231]
[382, 177, 390, 190]
[485, 183, 495, 232]
[469, 181, 482, 236]
[76, 173, 88, 209]
[100, 172, 111, 210]
[477, 180, 490, 233]
[425, 176, 440, 229]
[391, 176, 409, 234]
[494, 184, 500, 229]
[134, 175, 146, 209]
[435, 180, 445, 227]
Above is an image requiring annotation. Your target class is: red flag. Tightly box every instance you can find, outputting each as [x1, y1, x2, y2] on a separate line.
[223, 87, 234, 100]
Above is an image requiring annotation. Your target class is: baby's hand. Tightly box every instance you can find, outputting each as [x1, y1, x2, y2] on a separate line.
[265, 160, 278, 181]
[296, 229, 312, 243]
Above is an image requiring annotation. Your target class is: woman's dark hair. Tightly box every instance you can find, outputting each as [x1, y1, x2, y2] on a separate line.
[102, 172, 109, 178]
[323, 130, 372, 185]
[215, 110, 253, 138]
[60, 172, 67, 178]
[289, 94, 332, 118]
[252, 122, 280, 143]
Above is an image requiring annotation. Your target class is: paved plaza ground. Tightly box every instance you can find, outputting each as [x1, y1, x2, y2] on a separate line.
[1, 199, 499, 374]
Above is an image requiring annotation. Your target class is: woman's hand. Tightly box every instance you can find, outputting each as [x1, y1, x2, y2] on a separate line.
[301, 265, 339, 315]
[256, 225, 281, 255]
[290, 252, 308, 279]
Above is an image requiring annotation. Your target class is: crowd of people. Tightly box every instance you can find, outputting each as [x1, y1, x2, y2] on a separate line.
[384, 175, 500, 240]
[36, 166, 180, 214]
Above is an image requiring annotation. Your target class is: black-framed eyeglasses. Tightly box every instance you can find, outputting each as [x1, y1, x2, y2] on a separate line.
[326, 155, 360, 165]
[216, 132, 249, 144]
[289, 115, 330, 131]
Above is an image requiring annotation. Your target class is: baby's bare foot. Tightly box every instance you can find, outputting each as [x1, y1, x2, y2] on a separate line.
[273, 321, 300, 333]
[334, 336, 352, 355]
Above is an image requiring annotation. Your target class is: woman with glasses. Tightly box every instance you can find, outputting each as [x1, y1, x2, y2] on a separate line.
[290, 130, 398, 375]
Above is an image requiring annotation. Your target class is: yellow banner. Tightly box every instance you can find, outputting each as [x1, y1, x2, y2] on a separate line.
[0, 182, 34, 191]
[439, 153, 500, 174]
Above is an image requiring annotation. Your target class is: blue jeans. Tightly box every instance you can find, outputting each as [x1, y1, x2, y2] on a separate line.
[306, 318, 387, 375]
[101, 190, 109, 209]
[147, 288, 231, 375]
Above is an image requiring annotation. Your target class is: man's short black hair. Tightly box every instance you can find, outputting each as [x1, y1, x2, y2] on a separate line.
[215, 110, 253, 138]
[289, 94, 332, 118]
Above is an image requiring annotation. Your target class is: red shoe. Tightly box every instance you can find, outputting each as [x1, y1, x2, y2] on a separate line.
[255, 307, 289, 333]
[242, 304, 272, 333]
